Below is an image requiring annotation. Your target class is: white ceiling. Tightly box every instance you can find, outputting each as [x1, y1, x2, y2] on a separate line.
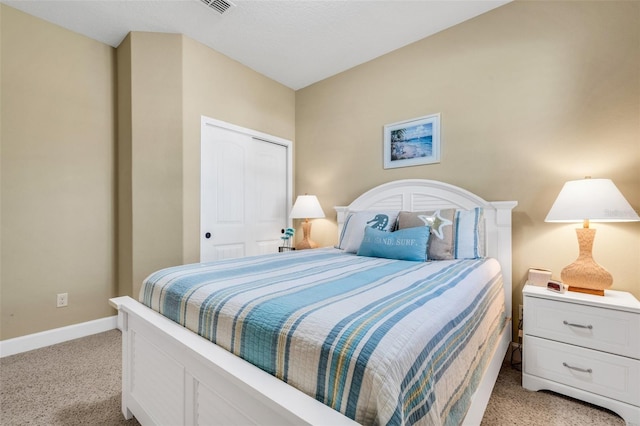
[2, 0, 510, 90]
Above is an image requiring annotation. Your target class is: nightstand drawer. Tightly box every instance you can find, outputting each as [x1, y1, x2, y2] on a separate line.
[524, 296, 640, 358]
[524, 336, 640, 406]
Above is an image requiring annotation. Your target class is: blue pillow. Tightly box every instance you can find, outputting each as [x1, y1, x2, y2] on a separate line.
[357, 226, 430, 262]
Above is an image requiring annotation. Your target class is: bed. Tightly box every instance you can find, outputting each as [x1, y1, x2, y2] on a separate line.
[110, 179, 517, 425]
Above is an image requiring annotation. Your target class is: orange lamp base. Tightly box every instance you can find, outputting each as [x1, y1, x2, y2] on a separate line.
[296, 220, 318, 250]
[560, 228, 612, 297]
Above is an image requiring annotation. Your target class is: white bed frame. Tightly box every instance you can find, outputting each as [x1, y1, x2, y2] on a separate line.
[110, 179, 517, 426]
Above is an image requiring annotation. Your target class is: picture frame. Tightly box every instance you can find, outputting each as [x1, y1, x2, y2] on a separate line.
[383, 113, 441, 169]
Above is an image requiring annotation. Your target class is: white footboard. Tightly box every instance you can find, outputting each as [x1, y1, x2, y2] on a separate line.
[111, 295, 509, 426]
[110, 296, 358, 426]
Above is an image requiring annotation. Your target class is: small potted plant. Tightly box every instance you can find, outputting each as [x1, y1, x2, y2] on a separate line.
[280, 227, 295, 251]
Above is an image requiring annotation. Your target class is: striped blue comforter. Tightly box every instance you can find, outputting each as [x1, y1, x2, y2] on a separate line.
[140, 248, 506, 426]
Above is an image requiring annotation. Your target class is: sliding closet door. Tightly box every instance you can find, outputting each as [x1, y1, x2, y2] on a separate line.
[200, 118, 291, 262]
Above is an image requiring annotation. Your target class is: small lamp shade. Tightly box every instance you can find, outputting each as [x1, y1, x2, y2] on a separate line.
[290, 195, 325, 250]
[545, 178, 640, 223]
[289, 195, 325, 220]
[545, 178, 639, 296]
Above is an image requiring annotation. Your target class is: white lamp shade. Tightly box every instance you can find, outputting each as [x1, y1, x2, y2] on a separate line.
[545, 178, 640, 223]
[289, 195, 325, 219]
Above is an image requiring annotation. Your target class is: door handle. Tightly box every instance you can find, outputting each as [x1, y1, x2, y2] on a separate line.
[205, 232, 212, 239]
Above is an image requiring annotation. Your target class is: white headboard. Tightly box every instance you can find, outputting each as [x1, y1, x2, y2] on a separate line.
[334, 179, 517, 316]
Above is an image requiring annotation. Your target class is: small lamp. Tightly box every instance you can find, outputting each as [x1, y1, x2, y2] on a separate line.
[545, 177, 640, 295]
[289, 194, 325, 250]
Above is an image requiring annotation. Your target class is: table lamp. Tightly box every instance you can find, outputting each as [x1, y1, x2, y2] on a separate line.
[289, 194, 325, 250]
[545, 177, 639, 295]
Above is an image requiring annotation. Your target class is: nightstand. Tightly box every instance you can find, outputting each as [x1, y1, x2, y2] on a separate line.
[522, 284, 640, 425]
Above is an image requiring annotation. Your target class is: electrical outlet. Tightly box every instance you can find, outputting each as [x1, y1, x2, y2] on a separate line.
[57, 293, 68, 308]
[519, 304, 524, 320]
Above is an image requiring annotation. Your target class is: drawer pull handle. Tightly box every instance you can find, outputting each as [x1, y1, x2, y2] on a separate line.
[563, 320, 593, 330]
[563, 362, 592, 374]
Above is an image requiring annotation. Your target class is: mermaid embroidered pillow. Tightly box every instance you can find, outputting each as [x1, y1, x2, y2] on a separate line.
[338, 210, 399, 253]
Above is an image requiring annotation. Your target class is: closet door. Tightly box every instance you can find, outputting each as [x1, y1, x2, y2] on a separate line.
[200, 119, 291, 262]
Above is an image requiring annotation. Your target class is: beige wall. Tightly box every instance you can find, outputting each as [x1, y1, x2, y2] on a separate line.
[116, 35, 133, 298]
[0, 9, 295, 338]
[1, 5, 117, 339]
[181, 36, 296, 266]
[117, 32, 184, 299]
[121, 33, 295, 298]
[295, 0, 640, 322]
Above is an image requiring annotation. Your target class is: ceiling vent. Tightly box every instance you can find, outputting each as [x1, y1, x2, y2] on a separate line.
[200, 0, 235, 15]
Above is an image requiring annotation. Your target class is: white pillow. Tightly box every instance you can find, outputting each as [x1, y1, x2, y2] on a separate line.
[454, 207, 485, 259]
[338, 210, 399, 253]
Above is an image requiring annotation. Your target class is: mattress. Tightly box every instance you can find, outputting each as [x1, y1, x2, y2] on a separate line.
[140, 248, 506, 426]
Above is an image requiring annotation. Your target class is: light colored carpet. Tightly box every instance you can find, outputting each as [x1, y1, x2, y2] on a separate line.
[1, 330, 139, 425]
[0, 330, 625, 425]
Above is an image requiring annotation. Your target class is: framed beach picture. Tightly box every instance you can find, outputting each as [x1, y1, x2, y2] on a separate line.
[383, 113, 441, 169]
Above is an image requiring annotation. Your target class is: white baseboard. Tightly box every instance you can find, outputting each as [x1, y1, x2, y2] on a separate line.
[0, 316, 118, 358]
